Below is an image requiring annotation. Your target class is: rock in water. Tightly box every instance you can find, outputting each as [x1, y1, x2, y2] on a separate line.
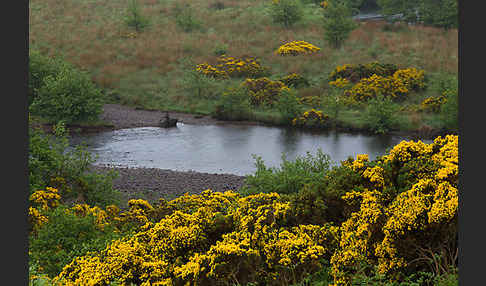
[159, 112, 178, 128]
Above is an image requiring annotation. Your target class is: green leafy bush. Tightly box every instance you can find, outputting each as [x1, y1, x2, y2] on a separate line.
[212, 85, 252, 121]
[28, 50, 67, 106]
[28, 122, 120, 207]
[440, 85, 458, 131]
[276, 88, 303, 125]
[270, 0, 304, 28]
[363, 94, 403, 134]
[29, 64, 104, 124]
[240, 149, 332, 196]
[29, 205, 120, 278]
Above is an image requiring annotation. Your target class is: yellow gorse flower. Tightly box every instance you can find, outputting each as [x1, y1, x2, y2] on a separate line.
[275, 41, 320, 56]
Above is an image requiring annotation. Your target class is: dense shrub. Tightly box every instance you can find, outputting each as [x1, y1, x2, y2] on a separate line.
[439, 85, 458, 131]
[27, 136, 457, 286]
[421, 96, 447, 113]
[244, 77, 290, 106]
[276, 89, 303, 124]
[279, 73, 310, 88]
[28, 122, 120, 207]
[330, 136, 458, 285]
[328, 62, 399, 83]
[212, 85, 252, 121]
[292, 108, 331, 128]
[240, 149, 332, 196]
[28, 50, 67, 106]
[270, 0, 304, 28]
[29, 205, 120, 278]
[196, 55, 268, 79]
[275, 41, 321, 56]
[342, 68, 426, 102]
[362, 94, 402, 134]
[29, 64, 104, 124]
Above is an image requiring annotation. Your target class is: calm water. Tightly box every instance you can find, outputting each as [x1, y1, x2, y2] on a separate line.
[70, 123, 432, 176]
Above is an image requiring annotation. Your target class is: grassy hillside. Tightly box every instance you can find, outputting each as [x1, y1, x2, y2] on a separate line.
[29, 0, 458, 132]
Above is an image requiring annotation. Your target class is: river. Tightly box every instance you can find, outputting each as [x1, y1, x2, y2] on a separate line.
[69, 123, 432, 176]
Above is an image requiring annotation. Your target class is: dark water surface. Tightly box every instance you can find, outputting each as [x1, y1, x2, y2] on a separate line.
[70, 123, 432, 176]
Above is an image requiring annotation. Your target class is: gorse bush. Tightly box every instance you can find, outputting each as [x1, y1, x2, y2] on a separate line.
[275, 41, 321, 56]
[328, 62, 399, 83]
[28, 136, 458, 285]
[270, 0, 304, 28]
[29, 61, 104, 124]
[334, 66, 426, 102]
[196, 55, 268, 79]
[292, 108, 330, 128]
[29, 205, 120, 278]
[244, 77, 290, 106]
[279, 73, 310, 88]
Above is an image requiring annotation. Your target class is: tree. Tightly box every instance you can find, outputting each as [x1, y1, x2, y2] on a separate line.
[321, 0, 358, 48]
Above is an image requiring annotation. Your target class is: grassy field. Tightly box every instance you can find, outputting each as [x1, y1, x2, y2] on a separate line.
[29, 0, 458, 133]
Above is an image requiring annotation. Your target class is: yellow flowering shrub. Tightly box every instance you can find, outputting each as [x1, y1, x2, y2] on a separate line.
[69, 204, 111, 231]
[33, 136, 457, 286]
[292, 108, 330, 127]
[196, 55, 268, 79]
[328, 62, 399, 83]
[279, 72, 310, 88]
[344, 73, 410, 101]
[420, 96, 447, 113]
[55, 191, 339, 285]
[275, 41, 321, 56]
[333, 66, 425, 102]
[243, 77, 290, 106]
[329, 77, 351, 89]
[330, 135, 458, 285]
[29, 206, 48, 233]
[29, 187, 61, 211]
[392, 68, 426, 91]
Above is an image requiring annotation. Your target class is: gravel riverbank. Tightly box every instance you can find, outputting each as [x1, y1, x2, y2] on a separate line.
[93, 165, 247, 205]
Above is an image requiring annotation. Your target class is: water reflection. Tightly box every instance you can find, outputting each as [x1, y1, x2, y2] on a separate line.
[70, 124, 432, 176]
